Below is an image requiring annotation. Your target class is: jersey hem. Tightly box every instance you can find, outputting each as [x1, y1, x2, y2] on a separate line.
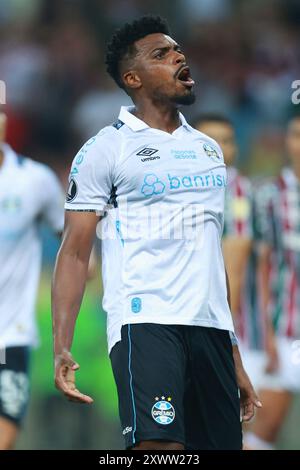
[107, 318, 235, 354]
[64, 203, 106, 212]
[122, 317, 234, 331]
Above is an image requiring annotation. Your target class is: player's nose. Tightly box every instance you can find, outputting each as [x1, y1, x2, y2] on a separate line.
[174, 50, 186, 65]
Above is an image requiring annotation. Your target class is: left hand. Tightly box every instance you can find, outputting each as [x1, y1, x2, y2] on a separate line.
[236, 366, 262, 422]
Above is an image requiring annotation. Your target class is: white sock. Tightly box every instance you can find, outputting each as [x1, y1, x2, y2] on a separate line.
[244, 431, 275, 450]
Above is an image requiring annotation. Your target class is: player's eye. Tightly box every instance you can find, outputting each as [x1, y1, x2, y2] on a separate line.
[175, 46, 183, 54]
[155, 51, 164, 59]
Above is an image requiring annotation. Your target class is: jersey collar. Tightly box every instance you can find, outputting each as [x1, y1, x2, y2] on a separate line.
[118, 106, 191, 133]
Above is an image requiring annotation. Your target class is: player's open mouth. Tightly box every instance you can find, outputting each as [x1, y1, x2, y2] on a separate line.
[176, 66, 195, 88]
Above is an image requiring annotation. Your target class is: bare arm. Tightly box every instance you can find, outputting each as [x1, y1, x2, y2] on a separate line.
[52, 210, 100, 403]
[222, 236, 252, 317]
[225, 267, 262, 421]
[257, 243, 279, 372]
[257, 243, 272, 319]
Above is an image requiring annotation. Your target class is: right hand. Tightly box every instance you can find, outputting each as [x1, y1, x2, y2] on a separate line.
[54, 350, 94, 404]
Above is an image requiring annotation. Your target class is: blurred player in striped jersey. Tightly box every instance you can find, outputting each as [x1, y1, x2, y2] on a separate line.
[195, 116, 269, 385]
[194, 115, 268, 445]
[244, 115, 300, 450]
[194, 114, 253, 325]
[0, 111, 65, 449]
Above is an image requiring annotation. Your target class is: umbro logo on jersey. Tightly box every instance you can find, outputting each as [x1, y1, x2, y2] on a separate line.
[136, 148, 160, 163]
[137, 148, 158, 157]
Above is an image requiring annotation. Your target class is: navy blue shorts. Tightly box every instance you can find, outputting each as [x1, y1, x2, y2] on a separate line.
[110, 324, 242, 450]
[0, 346, 30, 426]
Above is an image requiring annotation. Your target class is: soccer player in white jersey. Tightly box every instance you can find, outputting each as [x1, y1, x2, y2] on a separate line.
[0, 111, 65, 449]
[52, 16, 261, 450]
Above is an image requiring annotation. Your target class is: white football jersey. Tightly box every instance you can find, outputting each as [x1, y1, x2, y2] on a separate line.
[0, 144, 64, 347]
[65, 106, 235, 353]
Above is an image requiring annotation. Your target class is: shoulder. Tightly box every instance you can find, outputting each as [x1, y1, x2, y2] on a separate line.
[17, 156, 58, 182]
[226, 170, 253, 202]
[236, 173, 253, 194]
[191, 127, 221, 147]
[94, 124, 124, 145]
[278, 167, 296, 190]
[189, 128, 224, 160]
[74, 125, 123, 164]
[253, 176, 278, 208]
[14, 158, 62, 202]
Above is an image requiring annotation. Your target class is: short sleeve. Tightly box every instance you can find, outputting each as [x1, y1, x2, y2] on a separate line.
[229, 330, 239, 346]
[38, 166, 65, 233]
[64, 131, 117, 214]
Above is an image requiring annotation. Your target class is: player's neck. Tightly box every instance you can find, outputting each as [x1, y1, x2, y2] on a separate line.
[132, 99, 181, 134]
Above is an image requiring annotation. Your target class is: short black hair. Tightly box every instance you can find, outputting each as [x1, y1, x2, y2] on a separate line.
[105, 15, 170, 90]
[193, 113, 233, 128]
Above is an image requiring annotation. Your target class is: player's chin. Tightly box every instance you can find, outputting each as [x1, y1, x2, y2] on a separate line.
[172, 89, 196, 106]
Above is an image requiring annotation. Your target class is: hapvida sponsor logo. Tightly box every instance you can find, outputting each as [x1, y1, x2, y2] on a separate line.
[171, 149, 197, 159]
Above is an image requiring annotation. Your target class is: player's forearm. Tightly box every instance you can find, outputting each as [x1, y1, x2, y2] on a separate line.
[257, 243, 272, 322]
[225, 268, 231, 311]
[222, 237, 252, 316]
[227, 278, 240, 315]
[52, 248, 89, 356]
[232, 344, 245, 372]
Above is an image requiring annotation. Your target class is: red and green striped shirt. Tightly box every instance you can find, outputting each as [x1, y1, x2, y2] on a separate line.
[223, 167, 265, 348]
[256, 167, 300, 339]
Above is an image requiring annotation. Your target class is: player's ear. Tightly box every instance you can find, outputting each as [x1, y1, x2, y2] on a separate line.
[122, 70, 142, 90]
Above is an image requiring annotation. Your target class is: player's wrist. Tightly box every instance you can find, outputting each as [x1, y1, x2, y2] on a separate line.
[54, 346, 72, 361]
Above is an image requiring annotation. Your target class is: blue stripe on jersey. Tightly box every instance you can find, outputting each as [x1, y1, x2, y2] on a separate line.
[127, 324, 137, 445]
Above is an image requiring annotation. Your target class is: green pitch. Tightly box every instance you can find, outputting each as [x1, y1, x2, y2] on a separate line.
[31, 271, 118, 419]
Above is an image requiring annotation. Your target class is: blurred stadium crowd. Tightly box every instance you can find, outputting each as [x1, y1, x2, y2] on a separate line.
[1, 0, 300, 450]
[1, 0, 300, 179]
